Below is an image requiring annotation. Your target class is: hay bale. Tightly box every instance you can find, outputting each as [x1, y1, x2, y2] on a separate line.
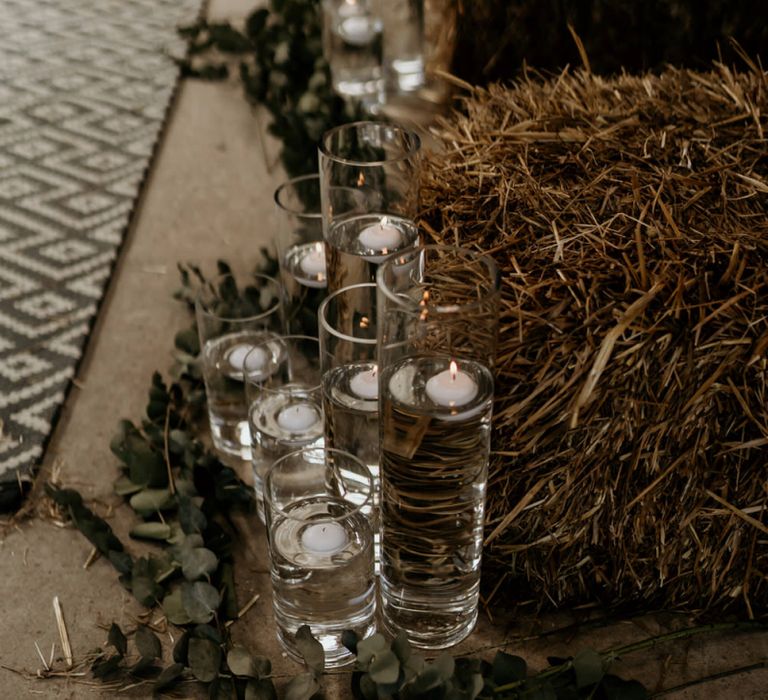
[420, 59, 768, 615]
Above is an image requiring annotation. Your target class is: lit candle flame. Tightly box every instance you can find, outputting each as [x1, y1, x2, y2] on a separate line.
[360, 316, 369, 329]
[371, 365, 378, 378]
[449, 360, 458, 381]
[381, 215, 389, 227]
[357, 172, 365, 187]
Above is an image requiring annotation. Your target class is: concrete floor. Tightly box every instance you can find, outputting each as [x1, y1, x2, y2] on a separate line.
[0, 1, 766, 698]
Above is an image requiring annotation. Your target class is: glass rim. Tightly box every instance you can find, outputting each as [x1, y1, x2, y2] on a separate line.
[264, 446, 374, 522]
[376, 244, 501, 315]
[318, 282, 378, 346]
[194, 272, 281, 322]
[273, 173, 322, 219]
[318, 120, 422, 167]
[244, 334, 322, 392]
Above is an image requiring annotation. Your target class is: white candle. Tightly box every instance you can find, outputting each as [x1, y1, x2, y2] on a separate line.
[358, 216, 401, 257]
[301, 521, 348, 555]
[338, 15, 375, 46]
[349, 365, 378, 400]
[425, 360, 478, 407]
[226, 344, 266, 377]
[276, 402, 321, 432]
[298, 243, 326, 287]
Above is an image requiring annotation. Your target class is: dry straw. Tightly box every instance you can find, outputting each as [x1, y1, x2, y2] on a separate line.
[420, 52, 768, 616]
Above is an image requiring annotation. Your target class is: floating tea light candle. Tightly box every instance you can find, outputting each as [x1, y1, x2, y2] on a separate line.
[300, 521, 348, 555]
[425, 360, 478, 407]
[225, 343, 269, 380]
[298, 243, 327, 285]
[358, 216, 402, 261]
[349, 364, 378, 400]
[359, 216, 402, 250]
[338, 14, 378, 46]
[276, 402, 322, 433]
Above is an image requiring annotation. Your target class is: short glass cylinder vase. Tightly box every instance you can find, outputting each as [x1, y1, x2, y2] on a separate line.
[264, 446, 376, 668]
[376, 245, 500, 649]
[195, 272, 283, 461]
[319, 121, 421, 294]
[245, 335, 324, 522]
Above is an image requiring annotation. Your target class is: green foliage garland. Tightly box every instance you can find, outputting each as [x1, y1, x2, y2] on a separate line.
[178, 0, 362, 179]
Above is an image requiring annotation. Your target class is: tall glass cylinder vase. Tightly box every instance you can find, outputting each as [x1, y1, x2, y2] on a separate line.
[376, 245, 500, 648]
[275, 175, 326, 337]
[275, 174, 364, 336]
[318, 121, 421, 294]
[318, 283, 380, 566]
[321, 0, 385, 110]
[379, 0, 458, 98]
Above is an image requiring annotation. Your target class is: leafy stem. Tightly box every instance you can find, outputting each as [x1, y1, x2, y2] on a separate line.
[603, 621, 767, 660]
[650, 661, 768, 697]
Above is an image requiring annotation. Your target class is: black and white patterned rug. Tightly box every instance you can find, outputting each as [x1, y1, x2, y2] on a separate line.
[0, 0, 203, 509]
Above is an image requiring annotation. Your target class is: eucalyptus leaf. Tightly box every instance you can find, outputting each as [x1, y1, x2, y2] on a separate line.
[227, 645, 256, 677]
[573, 649, 605, 689]
[295, 625, 324, 676]
[209, 676, 236, 699]
[92, 653, 124, 679]
[454, 657, 485, 699]
[368, 649, 400, 685]
[130, 522, 172, 541]
[182, 581, 220, 624]
[130, 488, 174, 514]
[175, 327, 200, 356]
[284, 671, 320, 700]
[114, 475, 143, 496]
[107, 623, 127, 656]
[492, 650, 527, 685]
[131, 558, 162, 606]
[173, 630, 191, 665]
[356, 633, 388, 666]
[154, 662, 185, 691]
[188, 637, 222, 683]
[245, 678, 278, 700]
[392, 631, 411, 663]
[163, 588, 192, 625]
[178, 495, 207, 534]
[406, 654, 455, 695]
[182, 546, 218, 581]
[126, 442, 167, 488]
[130, 655, 158, 675]
[192, 623, 223, 645]
[135, 624, 162, 661]
[108, 550, 133, 576]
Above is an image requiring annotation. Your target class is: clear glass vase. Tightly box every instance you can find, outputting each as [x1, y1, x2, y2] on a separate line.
[376, 245, 500, 648]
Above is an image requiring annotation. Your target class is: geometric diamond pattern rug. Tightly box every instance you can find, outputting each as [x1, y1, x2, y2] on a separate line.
[0, 0, 203, 510]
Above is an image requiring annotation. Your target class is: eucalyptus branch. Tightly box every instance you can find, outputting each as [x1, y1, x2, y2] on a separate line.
[651, 661, 768, 697]
[604, 621, 768, 659]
